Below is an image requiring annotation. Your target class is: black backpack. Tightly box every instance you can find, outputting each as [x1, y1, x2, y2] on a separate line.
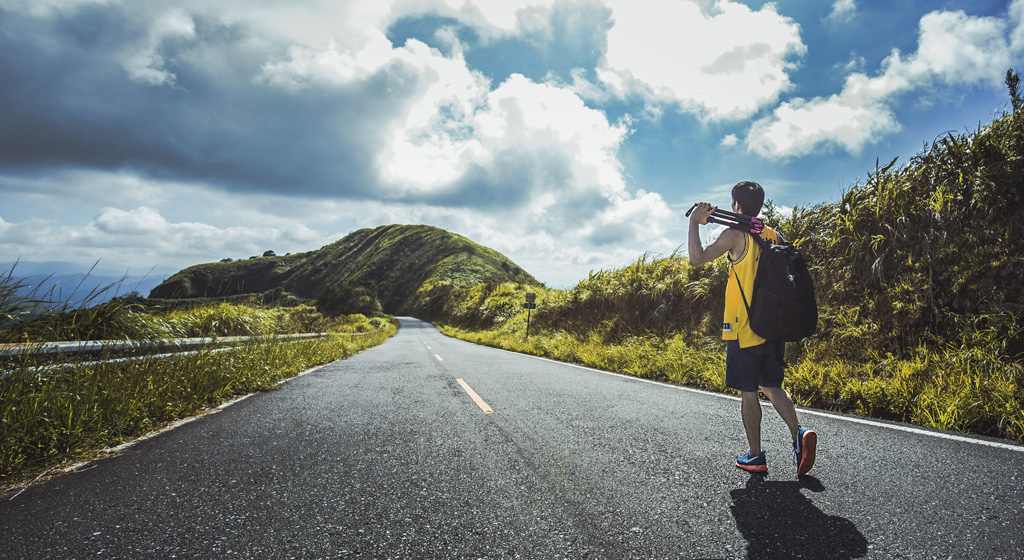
[733, 231, 818, 342]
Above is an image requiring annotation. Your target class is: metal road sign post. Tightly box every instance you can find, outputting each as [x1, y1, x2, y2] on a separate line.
[525, 293, 536, 340]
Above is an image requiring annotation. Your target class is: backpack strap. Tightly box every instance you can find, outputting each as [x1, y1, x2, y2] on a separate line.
[731, 262, 751, 316]
[730, 231, 771, 315]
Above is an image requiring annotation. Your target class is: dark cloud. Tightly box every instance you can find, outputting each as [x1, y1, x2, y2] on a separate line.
[586, 221, 632, 245]
[0, 6, 419, 200]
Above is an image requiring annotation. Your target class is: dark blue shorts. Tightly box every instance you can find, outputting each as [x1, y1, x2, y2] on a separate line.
[725, 340, 786, 392]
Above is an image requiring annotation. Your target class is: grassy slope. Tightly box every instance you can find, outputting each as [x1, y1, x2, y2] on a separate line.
[150, 224, 540, 314]
[282, 224, 539, 314]
[148, 253, 309, 300]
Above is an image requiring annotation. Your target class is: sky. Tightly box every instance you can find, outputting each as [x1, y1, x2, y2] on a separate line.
[1, 0, 1022, 288]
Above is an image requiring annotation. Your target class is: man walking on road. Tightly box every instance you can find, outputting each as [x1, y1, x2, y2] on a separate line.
[687, 181, 816, 476]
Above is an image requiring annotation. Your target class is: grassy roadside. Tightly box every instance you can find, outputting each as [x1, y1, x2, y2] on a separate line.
[439, 314, 1024, 444]
[440, 325, 729, 392]
[0, 319, 396, 489]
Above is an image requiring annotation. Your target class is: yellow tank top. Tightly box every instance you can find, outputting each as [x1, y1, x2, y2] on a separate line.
[722, 226, 778, 348]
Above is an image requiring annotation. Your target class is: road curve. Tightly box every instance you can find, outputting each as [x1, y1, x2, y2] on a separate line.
[1, 317, 1021, 559]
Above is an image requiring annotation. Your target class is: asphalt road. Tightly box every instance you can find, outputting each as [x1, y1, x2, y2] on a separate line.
[1, 317, 1021, 559]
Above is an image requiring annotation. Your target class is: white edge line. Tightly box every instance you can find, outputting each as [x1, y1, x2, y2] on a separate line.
[478, 341, 1024, 453]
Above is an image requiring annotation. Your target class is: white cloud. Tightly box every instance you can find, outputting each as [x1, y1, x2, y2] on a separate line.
[188, 0, 674, 256]
[841, 55, 867, 74]
[720, 134, 739, 147]
[256, 29, 400, 90]
[599, 0, 806, 121]
[567, 67, 612, 104]
[0, 206, 327, 268]
[908, 9, 1012, 87]
[747, 5, 1020, 158]
[1012, 0, 1024, 52]
[826, 0, 857, 25]
[301, 29, 672, 255]
[94, 206, 169, 235]
[377, 40, 492, 191]
[746, 94, 900, 158]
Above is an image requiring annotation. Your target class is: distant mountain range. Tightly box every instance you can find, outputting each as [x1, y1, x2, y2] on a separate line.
[150, 224, 540, 314]
[2, 261, 176, 308]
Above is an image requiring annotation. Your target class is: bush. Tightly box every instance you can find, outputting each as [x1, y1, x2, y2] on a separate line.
[315, 282, 382, 318]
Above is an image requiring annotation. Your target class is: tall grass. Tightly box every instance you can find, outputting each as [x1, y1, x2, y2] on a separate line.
[1, 262, 127, 343]
[4, 297, 353, 344]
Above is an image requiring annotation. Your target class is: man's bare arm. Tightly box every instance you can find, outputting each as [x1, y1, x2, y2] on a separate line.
[688, 202, 742, 267]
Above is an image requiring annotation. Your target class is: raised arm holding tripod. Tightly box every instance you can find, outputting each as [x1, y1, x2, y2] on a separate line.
[687, 181, 817, 476]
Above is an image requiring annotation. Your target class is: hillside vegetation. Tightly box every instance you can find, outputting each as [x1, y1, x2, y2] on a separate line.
[150, 224, 539, 315]
[428, 73, 1024, 443]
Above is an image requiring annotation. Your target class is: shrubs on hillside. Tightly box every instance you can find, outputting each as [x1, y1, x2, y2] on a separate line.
[315, 281, 383, 318]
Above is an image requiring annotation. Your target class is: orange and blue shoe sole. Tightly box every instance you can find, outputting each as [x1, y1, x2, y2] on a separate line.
[797, 429, 817, 476]
[736, 461, 768, 473]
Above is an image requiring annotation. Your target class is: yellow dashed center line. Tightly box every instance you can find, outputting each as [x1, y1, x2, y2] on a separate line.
[456, 379, 493, 414]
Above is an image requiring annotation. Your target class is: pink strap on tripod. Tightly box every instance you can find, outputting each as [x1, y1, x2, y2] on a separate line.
[685, 204, 764, 234]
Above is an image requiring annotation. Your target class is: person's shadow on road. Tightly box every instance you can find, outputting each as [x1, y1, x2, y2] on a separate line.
[729, 475, 868, 559]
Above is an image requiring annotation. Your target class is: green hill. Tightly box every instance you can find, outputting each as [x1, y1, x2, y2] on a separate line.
[149, 225, 540, 314]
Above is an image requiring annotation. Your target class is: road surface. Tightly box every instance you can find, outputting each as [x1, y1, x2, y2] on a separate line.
[1, 317, 1021, 559]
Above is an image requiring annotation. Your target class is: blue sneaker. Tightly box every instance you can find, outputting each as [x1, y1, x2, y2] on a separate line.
[794, 426, 817, 476]
[736, 450, 767, 473]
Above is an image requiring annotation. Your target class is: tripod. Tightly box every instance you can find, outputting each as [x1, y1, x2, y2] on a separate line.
[685, 204, 764, 234]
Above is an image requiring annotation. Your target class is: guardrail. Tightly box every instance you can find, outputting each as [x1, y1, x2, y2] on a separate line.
[0, 331, 381, 376]
[0, 333, 331, 357]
